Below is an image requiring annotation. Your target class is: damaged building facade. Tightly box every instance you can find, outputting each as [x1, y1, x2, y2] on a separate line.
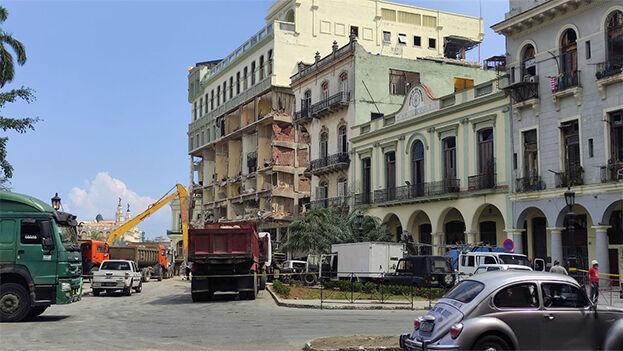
[187, 0, 485, 242]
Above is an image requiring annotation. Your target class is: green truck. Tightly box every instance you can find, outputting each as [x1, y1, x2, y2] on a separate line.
[0, 191, 83, 322]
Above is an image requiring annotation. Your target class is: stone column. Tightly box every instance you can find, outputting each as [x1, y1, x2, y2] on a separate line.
[504, 229, 525, 254]
[547, 227, 565, 266]
[432, 232, 444, 256]
[465, 231, 476, 245]
[592, 226, 611, 275]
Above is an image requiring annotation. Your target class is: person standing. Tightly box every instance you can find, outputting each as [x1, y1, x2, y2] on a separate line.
[549, 260, 568, 275]
[185, 261, 192, 281]
[588, 260, 599, 304]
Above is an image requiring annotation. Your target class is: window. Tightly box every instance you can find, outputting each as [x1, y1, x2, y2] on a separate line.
[389, 69, 420, 95]
[285, 9, 294, 23]
[338, 125, 347, 153]
[414, 36, 421, 46]
[478, 128, 494, 176]
[588, 138, 594, 157]
[498, 254, 529, 266]
[383, 31, 391, 42]
[303, 89, 311, 114]
[236, 72, 241, 94]
[20, 219, 52, 246]
[398, 33, 407, 44]
[210, 90, 214, 110]
[259, 55, 265, 80]
[229, 76, 233, 99]
[560, 120, 581, 183]
[606, 11, 623, 67]
[204, 94, 208, 113]
[337, 178, 347, 198]
[541, 283, 589, 308]
[321, 81, 329, 100]
[100, 261, 131, 271]
[461, 255, 475, 267]
[267, 49, 273, 75]
[523, 130, 538, 178]
[585, 41, 591, 59]
[199, 98, 203, 116]
[222, 81, 227, 103]
[251, 61, 256, 85]
[350, 26, 359, 37]
[429, 38, 436, 49]
[445, 280, 484, 303]
[385, 151, 396, 200]
[560, 29, 577, 74]
[217, 86, 221, 105]
[361, 157, 371, 202]
[513, 153, 517, 170]
[243, 67, 248, 90]
[494, 283, 538, 308]
[340, 72, 348, 94]
[193, 102, 197, 120]
[96, 245, 106, 253]
[454, 77, 474, 92]
[483, 256, 496, 264]
[316, 182, 328, 201]
[411, 140, 424, 194]
[443, 136, 457, 179]
[320, 132, 328, 159]
[521, 44, 536, 79]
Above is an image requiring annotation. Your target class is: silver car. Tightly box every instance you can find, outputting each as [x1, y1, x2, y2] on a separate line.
[400, 271, 623, 350]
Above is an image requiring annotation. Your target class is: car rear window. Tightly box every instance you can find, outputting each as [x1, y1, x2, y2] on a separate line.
[444, 280, 485, 303]
[100, 261, 130, 270]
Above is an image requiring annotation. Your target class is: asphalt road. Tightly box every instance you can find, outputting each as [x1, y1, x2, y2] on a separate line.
[0, 277, 422, 351]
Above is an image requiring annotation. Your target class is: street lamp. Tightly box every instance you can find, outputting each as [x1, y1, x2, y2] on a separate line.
[356, 211, 364, 242]
[564, 186, 576, 274]
[51, 193, 61, 211]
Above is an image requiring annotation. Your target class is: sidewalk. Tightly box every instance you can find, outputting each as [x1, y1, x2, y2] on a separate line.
[267, 285, 434, 310]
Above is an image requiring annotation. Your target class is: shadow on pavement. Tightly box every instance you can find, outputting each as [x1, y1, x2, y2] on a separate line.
[147, 292, 242, 305]
[26, 315, 70, 323]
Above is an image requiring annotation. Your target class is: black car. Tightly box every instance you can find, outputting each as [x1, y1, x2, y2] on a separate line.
[383, 255, 456, 288]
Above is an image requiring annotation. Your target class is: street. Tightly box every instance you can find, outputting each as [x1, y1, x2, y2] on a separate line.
[0, 278, 421, 351]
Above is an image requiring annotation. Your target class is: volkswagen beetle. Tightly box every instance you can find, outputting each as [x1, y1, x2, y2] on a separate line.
[399, 271, 623, 350]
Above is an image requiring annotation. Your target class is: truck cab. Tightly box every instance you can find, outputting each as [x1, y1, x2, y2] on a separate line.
[0, 192, 83, 322]
[79, 239, 109, 276]
[458, 252, 531, 279]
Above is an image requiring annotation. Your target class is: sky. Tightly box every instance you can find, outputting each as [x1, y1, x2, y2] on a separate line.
[2, 0, 508, 238]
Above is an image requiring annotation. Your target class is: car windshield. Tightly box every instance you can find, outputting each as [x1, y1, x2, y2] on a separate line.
[431, 257, 452, 273]
[498, 254, 529, 266]
[444, 280, 485, 303]
[101, 261, 130, 270]
[58, 224, 80, 251]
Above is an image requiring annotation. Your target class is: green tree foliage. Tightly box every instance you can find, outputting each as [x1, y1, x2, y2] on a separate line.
[284, 208, 391, 254]
[0, 6, 39, 186]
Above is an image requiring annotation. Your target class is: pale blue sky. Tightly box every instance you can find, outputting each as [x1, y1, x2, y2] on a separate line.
[3, 0, 508, 237]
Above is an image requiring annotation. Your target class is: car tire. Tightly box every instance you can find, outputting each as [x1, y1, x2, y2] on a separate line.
[259, 275, 267, 290]
[472, 335, 510, 351]
[93, 289, 101, 296]
[0, 283, 31, 322]
[442, 274, 455, 288]
[191, 292, 202, 302]
[27, 305, 48, 320]
[124, 282, 133, 296]
[134, 282, 142, 293]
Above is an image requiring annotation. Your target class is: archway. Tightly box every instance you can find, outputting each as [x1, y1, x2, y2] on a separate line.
[439, 208, 465, 247]
[407, 210, 432, 255]
[555, 204, 593, 270]
[603, 200, 622, 278]
[472, 204, 505, 248]
[383, 213, 402, 242]
[516, 207, 548, 260]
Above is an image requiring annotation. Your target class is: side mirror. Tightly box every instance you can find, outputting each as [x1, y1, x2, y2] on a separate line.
[42, 237, 54, 252]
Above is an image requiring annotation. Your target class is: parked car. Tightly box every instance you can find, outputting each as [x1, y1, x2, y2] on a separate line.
[399, 271, 623, 350]
[472, 264, 533, 276]
[383, 256, 456, 288]
[458, 252, 532, 278]
[92, 260, 142, 296]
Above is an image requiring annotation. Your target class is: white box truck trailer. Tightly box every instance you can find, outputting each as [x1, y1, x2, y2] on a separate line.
[331, 242, 404, 280]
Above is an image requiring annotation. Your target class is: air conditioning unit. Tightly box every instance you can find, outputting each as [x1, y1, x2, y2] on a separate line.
[529, 75, 539, 83]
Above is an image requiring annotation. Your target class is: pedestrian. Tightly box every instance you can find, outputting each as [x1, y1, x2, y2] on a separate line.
[588, 260, 599, 304]
[549, 260, 568, 275]
[185, 261, 192, 281]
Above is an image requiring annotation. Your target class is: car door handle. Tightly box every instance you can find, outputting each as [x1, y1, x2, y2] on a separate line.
[18, 250, 24, 254]
[544, 314, 555, 320]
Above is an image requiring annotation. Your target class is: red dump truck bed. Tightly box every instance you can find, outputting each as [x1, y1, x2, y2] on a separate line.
[189, 222, 260, 263]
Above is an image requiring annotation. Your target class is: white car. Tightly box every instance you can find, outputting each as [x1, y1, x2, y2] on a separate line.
[473, 264, 533, 275]
[92, 260, 142, 296]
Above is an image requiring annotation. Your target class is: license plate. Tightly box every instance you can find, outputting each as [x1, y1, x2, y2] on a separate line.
[420, 321, 434, 333]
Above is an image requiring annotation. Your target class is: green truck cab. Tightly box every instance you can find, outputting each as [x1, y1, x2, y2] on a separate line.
[0, 191, 83, 322]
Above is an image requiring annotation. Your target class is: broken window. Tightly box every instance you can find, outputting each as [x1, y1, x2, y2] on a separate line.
[350, 26, 359, 37]
[398, 33, 407, 45]
[389, 69, 420, 95]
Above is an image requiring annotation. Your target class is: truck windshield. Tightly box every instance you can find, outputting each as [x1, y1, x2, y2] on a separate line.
[431, 257, 452, 273]
[58, 225, 80, 251]
[100, 261, 130, 270]
[498, 254, 529, 266]
[444, 280, 485, 303]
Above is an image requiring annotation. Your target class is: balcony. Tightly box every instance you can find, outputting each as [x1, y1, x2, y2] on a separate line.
[468, 173, 496, 191]
[294, 100, 312, 123]
[596, 58, 623, 100]
[554, 169, 584, 188]
[551, 70, 582, 110]
[354, 192, 372, 206]
[372, 179, 460, 204]
[601, 163, 623, 183]
[504, 81, 539, 115]
[308, 152, 350, 175]
[310, 196, 350, 210]
[310, 91, 350, 118]
[515, 176, 545, 193]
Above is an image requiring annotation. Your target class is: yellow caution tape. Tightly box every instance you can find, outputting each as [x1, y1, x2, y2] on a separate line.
[569, 267, 622, 278]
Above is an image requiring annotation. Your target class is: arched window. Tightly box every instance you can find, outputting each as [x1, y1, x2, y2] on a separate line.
[560, 29, 577, 74]
[443, 136, 456, 179]
[267, 49, 274, 75]
[222, 81, 227, 103]
[320, 132, 328, 159]
[338, 125, 347, 153]
[411, 141, 425, 196]
[521, 44, 536, 79]
[321, 81, 329, 100]
[243, 67, 248, 90]
[285, 9, 295, 23]
[303, 89, 312, 116]
[259, 55, 265, 80]
[339, 72, 349, 95]
[606, 11, 623, 69]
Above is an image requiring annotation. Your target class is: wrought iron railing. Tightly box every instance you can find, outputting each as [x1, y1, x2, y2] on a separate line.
[294, 99, 311, 121]
[596, 58, 623, 80]
[310, 196, 350, 210]
[354, 192, 372, 205]
[310, 91, 350, 117]
[372, 179, 460, 204]
[601, 164, 623, 183]
[553, 70, 581, 92]
[309, 152, 350, 172]
[505, 81, 538, 103]
[554, 169, 584, 188]
[468, 173, 496, 191]
[515, 176, 545, 193]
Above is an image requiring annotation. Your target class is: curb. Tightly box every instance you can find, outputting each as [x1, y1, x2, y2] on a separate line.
[302, 336, 401, 351]
[267, 286, 432, 310]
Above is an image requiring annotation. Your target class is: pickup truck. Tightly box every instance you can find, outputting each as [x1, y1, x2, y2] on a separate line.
[92, 260, 142, 296]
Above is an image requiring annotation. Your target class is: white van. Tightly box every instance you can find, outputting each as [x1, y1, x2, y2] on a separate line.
[458, 252, 531, 278]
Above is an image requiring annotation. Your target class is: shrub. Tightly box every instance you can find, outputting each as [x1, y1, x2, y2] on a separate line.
[363, 281, 377, 294]
[352, 281, 363, 292]
[273, 279, 291, 297]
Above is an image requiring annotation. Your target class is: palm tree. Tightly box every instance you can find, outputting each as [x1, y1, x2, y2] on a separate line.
[0, 6, 27, 87]
[284, 208, 391, 255]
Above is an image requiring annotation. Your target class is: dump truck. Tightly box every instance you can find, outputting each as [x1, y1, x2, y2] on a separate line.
[0, 191, 83, 322]
[79, 239, 109, 277]
[189, 222, 267, 302]
[108, 244, 168, 282]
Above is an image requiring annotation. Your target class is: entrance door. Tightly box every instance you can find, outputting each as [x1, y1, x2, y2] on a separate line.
[445, 221, 465, 245]
[385, 152, 396, 200]
[532, 217, 547, 260]
[609, 249, 619, 286]
[361, 158, 371, 204]
[562, 214, 588, 269]
[411, 141, 425, 196]
[480, 221, 497, 246]
[419, 224, 432, 255]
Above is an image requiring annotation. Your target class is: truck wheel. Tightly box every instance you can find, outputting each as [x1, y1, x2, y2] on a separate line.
[0, 283, 31, 322]
[27, 306, 48, 319]
[145, 269, 152, 281]
[303, 273, 317, 286]
[93, 289, 101, 296]
[191, 292, 201, 302]
[157, 266, 163, 281]
[134, 282, 142, 293]
[124, 282, 133, 296]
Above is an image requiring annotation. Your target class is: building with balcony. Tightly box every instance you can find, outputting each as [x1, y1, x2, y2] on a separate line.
[187, 0, 486, 243]
[349, 75, 509, 254]
[493, 0, 623, 275]
[291, 36, 497, 214]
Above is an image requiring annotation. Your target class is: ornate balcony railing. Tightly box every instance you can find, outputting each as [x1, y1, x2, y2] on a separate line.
[515, 176, 545, 193]
[504, 81, 539, 103]
[596, 58, 623, 80]
[372, 179, 460, 204]
[554, 168, 584, 188]
[354, 192, 372, 206]
[310, 196, 350, 210]
[601, 163, 623, 183]
[310, 91, 350, 117]
[309, 152, 350, 173]
[294, 100, 311, 122]
[552, 70, 580, 92]
[468, 173, 496, 191]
